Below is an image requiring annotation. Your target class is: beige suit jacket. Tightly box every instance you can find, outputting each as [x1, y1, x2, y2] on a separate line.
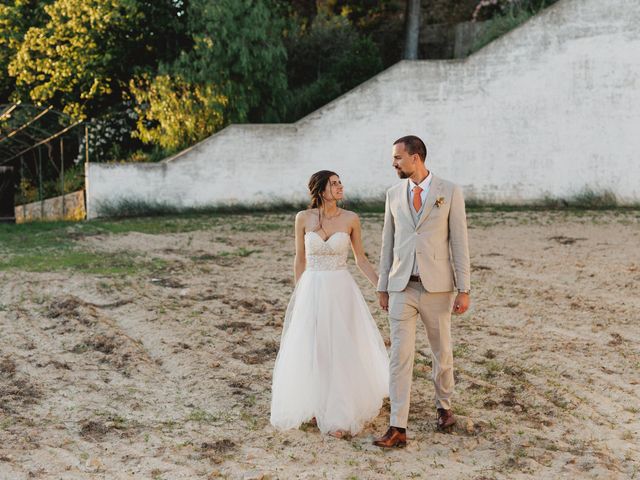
[377, 175, 471, 293]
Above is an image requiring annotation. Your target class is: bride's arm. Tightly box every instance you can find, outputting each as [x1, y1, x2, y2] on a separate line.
[350, 214, 379, 288]
[294, 212, 306, 284]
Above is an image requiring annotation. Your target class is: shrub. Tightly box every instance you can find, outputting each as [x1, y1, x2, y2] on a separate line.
[470, 0, 557, 52]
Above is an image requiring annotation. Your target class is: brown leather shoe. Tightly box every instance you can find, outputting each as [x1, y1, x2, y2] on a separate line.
[373, 426, 407, 448]
[437, 408, 456, 430]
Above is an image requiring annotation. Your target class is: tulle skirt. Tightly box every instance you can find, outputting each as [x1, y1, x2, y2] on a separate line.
[270, 269, 389, 435]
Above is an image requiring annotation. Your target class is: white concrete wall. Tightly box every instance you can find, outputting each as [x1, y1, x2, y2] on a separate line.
[87, 0, 640, 217]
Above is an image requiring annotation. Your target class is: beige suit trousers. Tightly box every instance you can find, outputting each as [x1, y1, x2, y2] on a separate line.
[388, 281, 455, 428]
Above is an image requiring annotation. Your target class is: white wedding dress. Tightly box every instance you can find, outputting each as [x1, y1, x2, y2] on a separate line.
[270, 231, 389, 435]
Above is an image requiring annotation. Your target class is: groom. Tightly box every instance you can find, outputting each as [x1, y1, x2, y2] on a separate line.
[374, 135, 471, 448]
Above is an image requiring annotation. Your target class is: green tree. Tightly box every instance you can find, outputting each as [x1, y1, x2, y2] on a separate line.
[176, 0, 289, 123]
[131, 0, 288, 150]
[8, 0, 188, 119]
[282, 14, 383, 121]
[306, 1, 404, 67]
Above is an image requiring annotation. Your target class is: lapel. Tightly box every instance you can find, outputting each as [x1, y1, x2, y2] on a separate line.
[416, 175, 441, 230]
[397, 179, 414, 227]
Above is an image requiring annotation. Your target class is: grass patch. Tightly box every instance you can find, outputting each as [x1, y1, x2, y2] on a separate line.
[95, 198, 308, 219]
[230, 222, 285, 232]
[484, 359, 503, 378]
[240, 411, 262, 430]
[87, 217, 220, 235]
[0, 220, 76, 250]
[217, 248, 259, 258]
[454, 343, 470, 358]
[0, 216, 220, 250]
[0, 249, 166, 275]
[466, 189, 638, 211]
[95, 197, 388, 219]
[0, 212, 228, 273]
[186, 408, 220, 424]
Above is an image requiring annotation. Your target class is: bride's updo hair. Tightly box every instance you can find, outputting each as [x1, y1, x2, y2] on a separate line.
[308, 170, 338, 209]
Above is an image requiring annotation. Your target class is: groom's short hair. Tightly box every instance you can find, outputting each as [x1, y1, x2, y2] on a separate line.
[394, 135, 427, 162]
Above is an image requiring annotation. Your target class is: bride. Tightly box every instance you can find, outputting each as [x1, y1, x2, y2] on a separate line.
[270, 170, 389, 437]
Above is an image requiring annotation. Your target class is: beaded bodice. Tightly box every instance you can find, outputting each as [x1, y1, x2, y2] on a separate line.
[304, 231, 350, 271]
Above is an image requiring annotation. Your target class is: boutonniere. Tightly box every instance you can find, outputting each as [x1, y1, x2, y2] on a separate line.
[435, 196, 446, 208]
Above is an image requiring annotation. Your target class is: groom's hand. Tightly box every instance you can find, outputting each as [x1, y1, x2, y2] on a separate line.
[378, 292, 389, 311]
[453, 292, 470, 315]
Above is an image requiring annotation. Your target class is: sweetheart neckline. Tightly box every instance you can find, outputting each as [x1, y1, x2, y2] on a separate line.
[305, 230, 349, 243]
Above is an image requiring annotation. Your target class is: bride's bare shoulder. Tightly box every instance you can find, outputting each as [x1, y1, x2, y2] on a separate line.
[296, 209, 315, 219]
[295, 209, 317, 227]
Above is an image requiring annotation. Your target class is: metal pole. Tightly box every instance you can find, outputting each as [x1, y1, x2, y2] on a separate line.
[37, 148, 43, 201]
[60, 137, 65, 218]
[38, 147, 43, 219]
[84, 124, 89, 220]
[85, 124, 89, 164]
[19, 156, 24, 219]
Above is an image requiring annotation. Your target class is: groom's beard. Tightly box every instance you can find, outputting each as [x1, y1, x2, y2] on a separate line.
[396, 168, 409, 179]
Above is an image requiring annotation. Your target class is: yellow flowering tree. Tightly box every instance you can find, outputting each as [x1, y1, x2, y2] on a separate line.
[129, 75, 227, 152]
[8, 0, 186, 120]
